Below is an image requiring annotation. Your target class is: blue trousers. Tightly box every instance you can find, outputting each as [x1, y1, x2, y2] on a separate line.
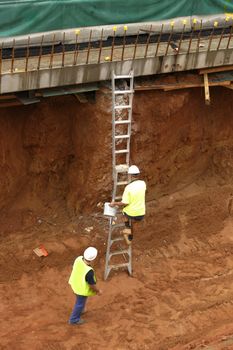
[69, 294, 87, 324]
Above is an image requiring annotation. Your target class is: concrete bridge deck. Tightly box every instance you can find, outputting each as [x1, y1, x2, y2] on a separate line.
[0, 31, 233, 94]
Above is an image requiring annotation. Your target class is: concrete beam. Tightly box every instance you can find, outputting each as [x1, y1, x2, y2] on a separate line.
[0, 48, 233, 94]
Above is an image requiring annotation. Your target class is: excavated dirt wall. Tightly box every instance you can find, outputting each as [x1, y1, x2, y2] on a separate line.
[0, 86, 232, 216]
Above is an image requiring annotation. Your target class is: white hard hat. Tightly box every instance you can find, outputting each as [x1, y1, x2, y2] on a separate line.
[84, 247, 98, 261]
[128, 165, 140, 175]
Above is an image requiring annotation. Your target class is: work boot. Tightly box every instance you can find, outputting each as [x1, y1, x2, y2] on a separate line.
[69, 319, 85, 325]
[124, 233, 133, 245]
[122, 228, 131, 235]
[125, 221, 131, 228]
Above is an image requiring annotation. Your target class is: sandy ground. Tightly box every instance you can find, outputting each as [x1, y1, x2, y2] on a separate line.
[0, 81, 233, 349]
[1, 183, 233, 350]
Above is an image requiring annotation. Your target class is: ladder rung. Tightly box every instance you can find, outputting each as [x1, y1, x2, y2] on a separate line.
[114, 74, 133, 79]
[114, 105, 131, 109]
[112, 225, 125, 231]
[115, 134, 130, 139]
[115, 149, 129, 154]
[111, 223, 125, 229]
[114, 90, 134, 94]
[117, 181, 128, 185]
[115, 164, 128, 173]
[115, 120, 130, 125]
[114, 195, 122, 200]
[111, 236, 125, 243]
[109, 249, 130, 257]
[108, 263, 130, 269]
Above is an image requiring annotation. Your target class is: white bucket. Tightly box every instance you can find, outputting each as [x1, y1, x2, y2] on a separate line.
[104, 202, 117, 217]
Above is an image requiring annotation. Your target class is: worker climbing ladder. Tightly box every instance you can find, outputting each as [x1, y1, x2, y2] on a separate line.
[104, 70, 134, 280]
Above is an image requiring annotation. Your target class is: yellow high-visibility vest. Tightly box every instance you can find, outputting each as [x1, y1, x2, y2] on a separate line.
[68, 256, 96, 296]
[122, 180, 146, 216]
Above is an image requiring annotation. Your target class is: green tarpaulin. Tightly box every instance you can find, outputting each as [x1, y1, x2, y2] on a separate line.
[0, 0, 233, 37]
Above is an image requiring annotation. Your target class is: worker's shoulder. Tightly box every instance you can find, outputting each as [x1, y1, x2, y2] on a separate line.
[128, 179, 146, 189]
[73, 255, 83, 264]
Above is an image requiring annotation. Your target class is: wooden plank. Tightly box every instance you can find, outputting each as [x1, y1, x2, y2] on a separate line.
[0, 94, 16, 100]
[163, 81, 231, 91]
[199, 65, 233, 75]
[224, 84, 233, 90]
[0, 100, 22, 107]
[135, 80, 231, 91]
[204, 73, 210, 105]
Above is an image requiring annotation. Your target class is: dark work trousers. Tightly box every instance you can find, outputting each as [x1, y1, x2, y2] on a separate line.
[69, 294, 87, 324]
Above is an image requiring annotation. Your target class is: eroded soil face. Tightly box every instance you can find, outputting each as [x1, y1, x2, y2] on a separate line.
[1, 86, 233, 350]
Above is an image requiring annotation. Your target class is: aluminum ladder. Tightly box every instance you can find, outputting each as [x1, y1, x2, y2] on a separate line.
[104, 70, 134, 280]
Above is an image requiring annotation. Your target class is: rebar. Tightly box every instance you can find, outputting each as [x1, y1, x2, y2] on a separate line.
[133, 30, 140, 60]
[86, 29, 92, 64]
[121, 25, 127, 61]
[98, 28, 104, 63]
[144, 24, 153, 58]
[49, 33, 56, 69]
[208, 22, 218, 51]
[37, 35, 44, 70]
[0, 42, 2, 75]
[196, 20, 203, 53]
[11, 39, 15, 73]
[217, 27, 225, 51]
[25, 36, 30, 72]
[187, 20, 196, 54]
[226, 25, 233, 49]
[110, 26, 117, 61]
[73, 30, 80, 65]
[155, 24, 164, 57]
[165, 23, 174, 56]
[62, 32, 66, 67]
[177, 21, 186, 54]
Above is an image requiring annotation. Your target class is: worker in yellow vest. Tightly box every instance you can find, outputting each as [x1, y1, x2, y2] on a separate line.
[68, 247, 102, 325]
[110, 165, 146, 244]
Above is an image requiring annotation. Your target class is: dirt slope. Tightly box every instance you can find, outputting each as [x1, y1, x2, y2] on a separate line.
[0, 84, 233, 349]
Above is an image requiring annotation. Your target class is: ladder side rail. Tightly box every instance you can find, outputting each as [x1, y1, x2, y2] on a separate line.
[104, 218, 114, 280]
[111, 71, 116, 173]
[105, 70, 134, 280]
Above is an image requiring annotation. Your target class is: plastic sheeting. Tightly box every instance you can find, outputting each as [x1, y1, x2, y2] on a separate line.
[0, 0, 233, 37]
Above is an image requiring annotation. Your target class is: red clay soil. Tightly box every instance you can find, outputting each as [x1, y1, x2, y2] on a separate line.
[1, 85, 233, 350]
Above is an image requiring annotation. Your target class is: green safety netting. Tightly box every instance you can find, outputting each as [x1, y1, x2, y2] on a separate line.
[0, 0, 233, 37]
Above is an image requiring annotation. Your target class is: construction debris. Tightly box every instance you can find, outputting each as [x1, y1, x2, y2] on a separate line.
[33, 245, 49, 257]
